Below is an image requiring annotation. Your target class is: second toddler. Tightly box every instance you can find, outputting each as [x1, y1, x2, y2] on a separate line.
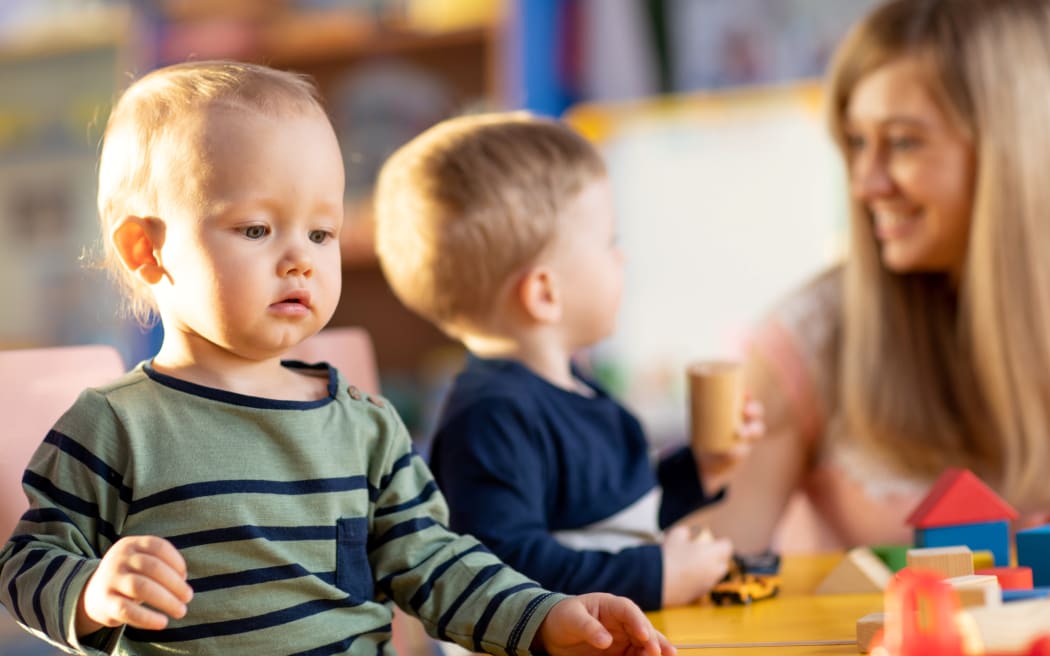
[374, 113, 762, 610]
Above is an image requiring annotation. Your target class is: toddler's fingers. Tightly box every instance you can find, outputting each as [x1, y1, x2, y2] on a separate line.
[601, 596, 654, 646]
[134, 536, 189, 579]
[656, 632, 677, 656]
[664, 524, 692, 544]
[702, 537, 733, 560]
[567, 599, 613, 649]
[113, 573, 189, 621]
[101, 595, 172, 631]
[125, 551, 193, 604]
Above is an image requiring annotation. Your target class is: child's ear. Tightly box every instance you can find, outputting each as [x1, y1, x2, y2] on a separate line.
[111, 216, 167, 285]
[517, 266, 562, 324]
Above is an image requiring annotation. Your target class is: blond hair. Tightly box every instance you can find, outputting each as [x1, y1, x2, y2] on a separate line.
[373, 113, 606, 335]
[828, 0, 1050, 508]
[97, 60, 324, 323]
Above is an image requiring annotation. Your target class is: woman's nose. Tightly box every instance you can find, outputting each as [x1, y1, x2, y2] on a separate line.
[850, 147, 895, 200]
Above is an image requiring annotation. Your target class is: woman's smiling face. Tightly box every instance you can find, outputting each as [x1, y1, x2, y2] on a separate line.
[844, 56, 976, 280]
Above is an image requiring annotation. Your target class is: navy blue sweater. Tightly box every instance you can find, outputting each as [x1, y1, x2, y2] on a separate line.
[429, 356, 721, 611]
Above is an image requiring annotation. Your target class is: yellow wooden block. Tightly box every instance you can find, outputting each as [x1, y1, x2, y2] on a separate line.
[972, 550, 995, 571]
[907, 546, 974, 579]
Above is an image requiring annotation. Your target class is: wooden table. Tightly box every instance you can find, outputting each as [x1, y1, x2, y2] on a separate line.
[647, 554, 883, 655]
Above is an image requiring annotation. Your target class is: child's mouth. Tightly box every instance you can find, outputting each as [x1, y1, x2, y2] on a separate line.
[271, 291, 312, 314]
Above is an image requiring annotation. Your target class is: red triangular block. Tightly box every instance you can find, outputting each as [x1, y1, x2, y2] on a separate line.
[906, 468, 1018, 529]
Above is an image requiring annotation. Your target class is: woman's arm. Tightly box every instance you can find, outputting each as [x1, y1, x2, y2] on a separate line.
[683, 335, 817, 554]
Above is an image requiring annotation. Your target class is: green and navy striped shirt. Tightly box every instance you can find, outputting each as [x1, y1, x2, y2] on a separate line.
[0, 361, 564, 655]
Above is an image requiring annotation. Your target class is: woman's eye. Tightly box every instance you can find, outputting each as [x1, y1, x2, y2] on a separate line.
[889, 136, 921, 151]
[845, 134, 865, 152]
[242, 225, 268, 239]
[309, 229, 332, 244]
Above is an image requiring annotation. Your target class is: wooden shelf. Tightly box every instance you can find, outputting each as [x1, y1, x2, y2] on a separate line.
[263, 16, 492, 69]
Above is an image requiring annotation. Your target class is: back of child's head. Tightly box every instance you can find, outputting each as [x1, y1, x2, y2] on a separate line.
[374, 112, 606, 337]
[97, 60, 326, 323]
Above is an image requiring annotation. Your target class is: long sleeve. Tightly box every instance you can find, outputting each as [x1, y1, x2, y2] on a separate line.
[365, 402, 566, 656]
[430, 398, 665, 611]
[5, 364, 571, 656]
[0, 389, 127, 655]
[655, 446, 725, 529]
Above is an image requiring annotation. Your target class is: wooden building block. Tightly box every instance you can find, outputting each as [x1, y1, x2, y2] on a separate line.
[962, 599, 1050, 652]
[856, 612, 884, 653]
[915, 521, 1010, 567]
[1016, 525, 1050, 587]
[972, 550, 995, 571]
[906, 468, 1017, 529]
[815, 546, 893, 595]
[946, 574, 1001, 607]
[870, 544, 909, 572]
[1003, 587, 1050, 603]
[976, 566, 1033, 590]
[907, 546, 974, 579]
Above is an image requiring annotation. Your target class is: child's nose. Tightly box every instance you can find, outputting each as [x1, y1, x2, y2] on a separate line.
[278, 246, 313, 278]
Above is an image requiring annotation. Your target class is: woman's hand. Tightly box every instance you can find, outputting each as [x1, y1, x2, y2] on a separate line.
[698, 396, 765, 494]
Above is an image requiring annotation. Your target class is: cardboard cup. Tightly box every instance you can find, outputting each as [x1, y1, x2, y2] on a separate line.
[687, 360, 743, 453]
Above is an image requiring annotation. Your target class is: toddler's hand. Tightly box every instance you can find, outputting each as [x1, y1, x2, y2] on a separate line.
[698, 396, 765, 493]
[661, 525, 732, 607]
[76, 535, 193, 636]
[535, 593, 675, 656]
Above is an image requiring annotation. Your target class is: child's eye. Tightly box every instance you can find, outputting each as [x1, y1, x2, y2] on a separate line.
[241, 225, 269, 239]
[308, 229, 333, 244]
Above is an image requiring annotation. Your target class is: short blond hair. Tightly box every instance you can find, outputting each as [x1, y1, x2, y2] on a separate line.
[97, 60, 325, 323]
[373, 113, 606, 334]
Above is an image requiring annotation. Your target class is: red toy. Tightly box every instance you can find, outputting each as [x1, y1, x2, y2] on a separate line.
[869, 568, 1050, 656]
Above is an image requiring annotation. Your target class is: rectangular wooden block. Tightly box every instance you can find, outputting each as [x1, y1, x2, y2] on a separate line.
[907, 546, 974, 579]
[1016, 525, 1050, 587]
[963, 599, 1050, 652]
[914, 520, 1010, 567]
[856, 612, 885, 653]
[972, 550, 995, 571]
[947, 574, 1001, 607]
[1003, 587, 1050, 603]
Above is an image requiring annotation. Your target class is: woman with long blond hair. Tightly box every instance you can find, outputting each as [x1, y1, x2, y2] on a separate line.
[708, 0, 1050, 553]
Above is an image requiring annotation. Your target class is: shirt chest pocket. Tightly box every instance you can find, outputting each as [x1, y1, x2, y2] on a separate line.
[336, 517, 375, 602]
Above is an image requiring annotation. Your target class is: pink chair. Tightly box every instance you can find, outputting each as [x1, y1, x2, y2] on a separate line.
[285, 326, 380, 395]
[0, 345, 125, 545]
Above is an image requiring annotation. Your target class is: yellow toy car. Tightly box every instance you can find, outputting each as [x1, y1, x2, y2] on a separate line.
[709, 557, 782, 606]
[710, 572, 780, 605]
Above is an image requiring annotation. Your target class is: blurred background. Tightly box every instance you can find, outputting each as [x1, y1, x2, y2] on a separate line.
[0, 0, 877, 459]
